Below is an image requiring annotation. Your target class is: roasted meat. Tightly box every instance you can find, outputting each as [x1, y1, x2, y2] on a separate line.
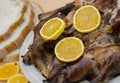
[23, 0, 120, 83]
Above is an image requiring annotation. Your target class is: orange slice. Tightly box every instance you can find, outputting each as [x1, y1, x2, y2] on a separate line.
[73, 5, 101, 33]
[40, 17, 66, 40]
[7, 74, 28, 83]
[55, 37, 84, 62]
[0, 63, 19, 80]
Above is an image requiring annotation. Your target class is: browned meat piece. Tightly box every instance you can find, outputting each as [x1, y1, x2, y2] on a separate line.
[23, 1, 76, 80]
[95, 0, 117, 12]
[93, 45, 120, 69]
[62, 57, 96, 82]
[62, 45, 120, 83]
[23, 0, 120, 83]
[90, 45, 120, 83]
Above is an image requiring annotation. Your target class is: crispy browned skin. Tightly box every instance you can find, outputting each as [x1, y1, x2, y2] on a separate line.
[95, 0, 117, 10]
[93, 45, 120, 68]
[23, 0, 120, 83]
[23, 2, 75, 79]
[90, 45, 120, 83]
[63, 57, 95, 82]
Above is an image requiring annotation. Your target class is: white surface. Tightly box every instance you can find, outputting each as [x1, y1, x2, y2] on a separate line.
[0, 0, 24, 35]
[108, 76, 120, 83]
[117, 0, 120, 8]
[20, 31, 45, 83]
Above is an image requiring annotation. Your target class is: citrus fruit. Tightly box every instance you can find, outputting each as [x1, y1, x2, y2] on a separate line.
[7, 74, 28, 83]
[73, 5, 101, 33]
[55, 37, 84, 62]
[0, 63, 19, 80]
[40, 17, 66, 40]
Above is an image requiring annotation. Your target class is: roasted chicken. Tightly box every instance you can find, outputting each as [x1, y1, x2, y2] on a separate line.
[23, 0, 120, 83]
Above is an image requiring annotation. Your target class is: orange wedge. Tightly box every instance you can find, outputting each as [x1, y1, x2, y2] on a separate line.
[73, 5, 101, 33]
[7, 74, 28, 83]
[0, 63, 19, 80]
[40, 17, 66, 40]
[55, 37, 84, 62]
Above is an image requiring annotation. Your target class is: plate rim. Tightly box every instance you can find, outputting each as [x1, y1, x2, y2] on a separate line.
[19, 31, 45, 83]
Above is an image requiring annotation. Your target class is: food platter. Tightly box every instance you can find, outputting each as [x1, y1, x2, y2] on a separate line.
[20, 0, 120, 83]
[19, 31, 45, 83]
[19, 32, 120, 83]
[0, 0, 120, 83]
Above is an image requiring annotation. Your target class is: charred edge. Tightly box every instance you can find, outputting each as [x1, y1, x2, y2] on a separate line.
[57, 1, 75, 16]
[38, 1, 75, 20]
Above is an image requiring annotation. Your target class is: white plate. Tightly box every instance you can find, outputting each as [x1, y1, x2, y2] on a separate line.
[19, 31, 45, 83]
[20, 31, 120, 83]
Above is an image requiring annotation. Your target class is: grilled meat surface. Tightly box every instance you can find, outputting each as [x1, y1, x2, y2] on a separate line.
[23, 0, 120, 83]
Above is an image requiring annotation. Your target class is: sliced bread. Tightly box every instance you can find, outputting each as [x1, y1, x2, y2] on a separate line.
[28, 0, 43, 26]
[0, 0, 43, 60]
[0, 2, 34, 59]
[0, 0, 26, 42]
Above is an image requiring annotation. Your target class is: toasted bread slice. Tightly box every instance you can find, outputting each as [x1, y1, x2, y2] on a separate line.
[0, 0, 26, 42]
[0, 2, 34, 59]
[28, 0, 43, 26]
